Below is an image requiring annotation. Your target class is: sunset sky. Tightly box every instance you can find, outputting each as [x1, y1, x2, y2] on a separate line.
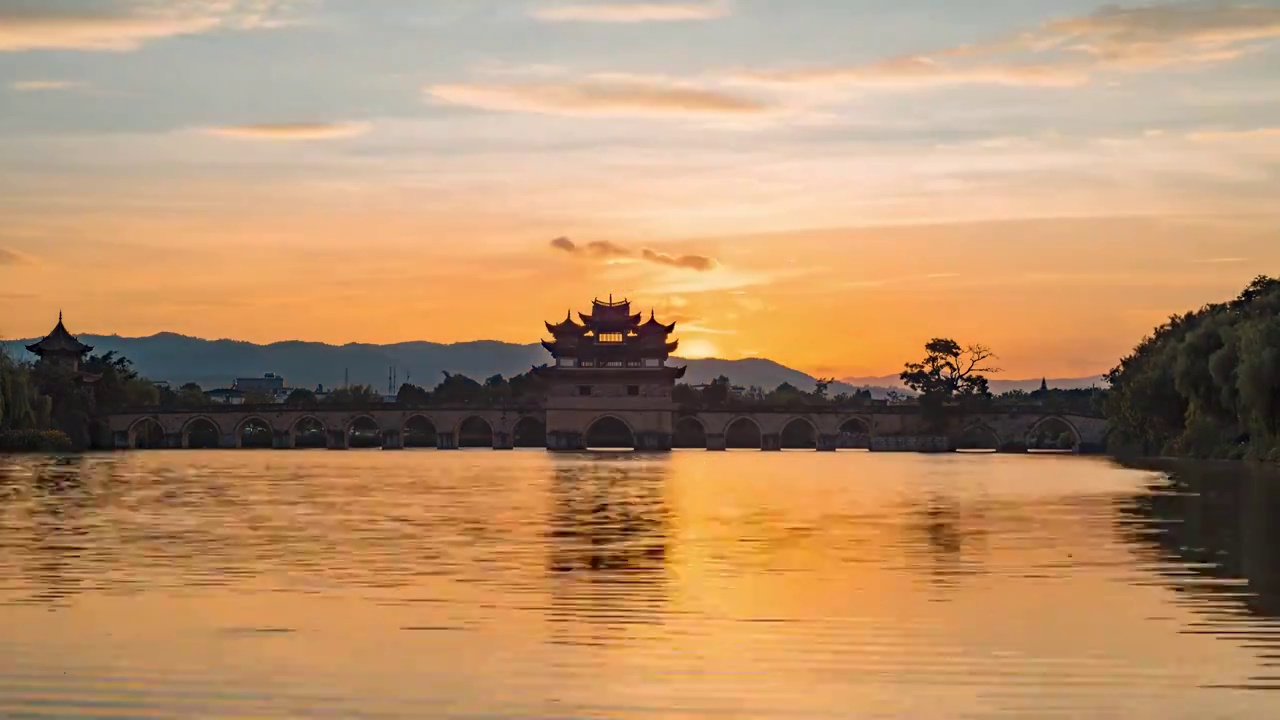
[1, 0, 1278, 378]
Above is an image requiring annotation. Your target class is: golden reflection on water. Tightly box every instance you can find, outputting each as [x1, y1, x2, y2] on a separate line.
[0, 451, 1278, 718]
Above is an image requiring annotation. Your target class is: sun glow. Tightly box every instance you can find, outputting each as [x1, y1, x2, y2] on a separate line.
[679, 339, 720, 359]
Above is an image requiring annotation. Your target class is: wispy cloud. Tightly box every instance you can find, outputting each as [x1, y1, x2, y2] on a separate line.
[10, 79, 82, 91]
[202, 122, 372, 141]
[428, 78, 771, 118]
[0, 248, 36, 266]
[735, 1, 1280, 92]
[1194, 256, 1248, 264]
[1187, 127, 1280, 142]
[0, 1, 297, 52]
[531, 0, 731, 23]
[737, 56, 1088, 89]
[550, 236, 718, 271]
[682, 322, 737, 335]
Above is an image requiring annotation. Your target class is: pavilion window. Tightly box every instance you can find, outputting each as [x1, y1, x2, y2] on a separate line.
[597, 333, 624, 344]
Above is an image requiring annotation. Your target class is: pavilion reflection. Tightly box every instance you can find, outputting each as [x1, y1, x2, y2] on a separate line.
[542, 456, 672, 643]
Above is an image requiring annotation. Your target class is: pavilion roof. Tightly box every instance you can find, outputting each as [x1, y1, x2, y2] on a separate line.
[25, 314, 93, 356]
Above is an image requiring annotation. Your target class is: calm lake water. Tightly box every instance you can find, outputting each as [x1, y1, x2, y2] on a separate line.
[0, 451, 1278, 719]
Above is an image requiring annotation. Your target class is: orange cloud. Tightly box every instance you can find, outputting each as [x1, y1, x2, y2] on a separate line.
[0, 1, 294, 52]
[734, 2, 1280, 92]
[428, 80, 771, 117]
[531, 1, 730, 23]
[10, 79, 82, 91]
[737, 56, 1089, 89]
[202, 122, 372, 141]
[1186, 127, 1280, 142]
[551, 237, 718, 272]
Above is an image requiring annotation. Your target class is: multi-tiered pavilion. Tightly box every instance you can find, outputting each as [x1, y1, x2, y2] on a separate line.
[537, 297, 685, 450]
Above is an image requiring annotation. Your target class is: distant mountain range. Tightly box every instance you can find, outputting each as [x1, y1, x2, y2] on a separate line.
[2, 332, 907, 397]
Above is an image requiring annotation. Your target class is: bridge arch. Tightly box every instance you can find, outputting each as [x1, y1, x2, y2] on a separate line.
[674, 416, 708, 449]
[403, 414, 438, 448]
[839, 416, 872, 450]
[236, 416, 274, 449]
[1027, 415, 1082, 451]
[348, 415, 382, 449]
[725, 416, 762, 450]
[513, 416, 546, 448]
[180, 416, 221, 449]
[128, 417, 166, 449]
[585, 415, 635, 450]
[957, 423, 1001, 452]
[780, 417, 818, 450]
[290, 415, 327, 448]
[457, 416, 494, 448]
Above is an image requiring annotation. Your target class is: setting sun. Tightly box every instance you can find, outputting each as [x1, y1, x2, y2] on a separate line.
[678, 339, 720, 360]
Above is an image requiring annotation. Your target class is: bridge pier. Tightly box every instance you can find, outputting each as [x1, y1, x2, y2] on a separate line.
[761, 433, 782, 451]
[635, 431, 672, 452]
[437, 432, 458, 450]
[546, 431, 584, 452]
[817, 434, 839, 452]
[381, 430, 404, 451]
[706, 433, 726, 451]
[113, 431, 129, 450]
[273, 430, 294, 450]
[326, 429, 348, 450]
[220, 433, 239, 449]
[492, 432, 514, 450]
[164, 432, 183, 449]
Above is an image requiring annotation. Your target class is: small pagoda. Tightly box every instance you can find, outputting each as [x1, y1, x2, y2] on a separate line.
[537, 297, 685, 451]
[26, 312, 95, 375]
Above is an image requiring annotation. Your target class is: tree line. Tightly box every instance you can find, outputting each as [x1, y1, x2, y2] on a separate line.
[1104, 275, 1280, 461]
[1, 350, 158, 451]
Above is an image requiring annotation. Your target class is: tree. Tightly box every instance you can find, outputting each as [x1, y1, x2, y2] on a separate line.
[1105, 275, 1280, 458]
[431, 372, 484, 404]
[395, 383, 430, 405]
[900, 338, 998, 400]
[813, 377, 834, 401]
[285, 388, 319, 406]
[324, 384, 381, 406]
[701, 375, 733, 407]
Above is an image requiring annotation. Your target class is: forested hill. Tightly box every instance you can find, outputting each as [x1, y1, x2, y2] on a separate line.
[1, 333, 897, 398]
[1105, 275, 1280, 460]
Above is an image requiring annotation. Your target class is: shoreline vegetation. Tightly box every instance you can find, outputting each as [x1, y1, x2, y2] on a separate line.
[3, 276, 1276, 459]
[1105, 275, 1280, 462]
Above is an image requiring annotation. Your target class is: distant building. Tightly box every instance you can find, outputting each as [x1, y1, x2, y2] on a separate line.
[235, 373, 285, 395]
[205, 388, 245, 405]
[26, 313, 96, 378]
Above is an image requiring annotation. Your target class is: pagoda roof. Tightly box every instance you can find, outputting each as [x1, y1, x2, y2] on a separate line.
[545, 311, 587, 336]
[637, 310, 676, 335]
[26, 314, 93, 356]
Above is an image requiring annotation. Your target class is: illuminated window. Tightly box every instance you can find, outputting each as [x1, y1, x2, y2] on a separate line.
[604, 361, 624, 368]
[597, 333, 624, 344]
[578, 359, 595, 368]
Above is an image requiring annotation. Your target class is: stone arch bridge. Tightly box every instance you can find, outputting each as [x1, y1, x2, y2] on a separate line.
[105, 405, 1108, 453]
